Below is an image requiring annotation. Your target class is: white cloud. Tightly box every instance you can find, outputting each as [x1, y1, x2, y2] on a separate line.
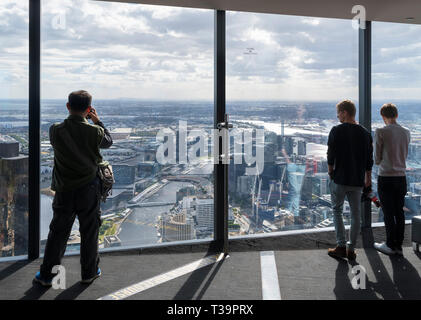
[1, 1, 420, 101]
[302, 18, 320, 26]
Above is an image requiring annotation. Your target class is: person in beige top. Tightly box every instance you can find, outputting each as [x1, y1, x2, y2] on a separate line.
[374, 103, 410, 256]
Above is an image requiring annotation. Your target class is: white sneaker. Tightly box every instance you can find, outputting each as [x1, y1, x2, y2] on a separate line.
[374, 242, 395, 256]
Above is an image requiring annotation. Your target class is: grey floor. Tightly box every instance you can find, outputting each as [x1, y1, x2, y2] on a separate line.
[0, 246, 420, 300]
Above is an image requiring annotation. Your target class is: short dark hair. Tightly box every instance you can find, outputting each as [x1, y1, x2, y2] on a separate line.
[336, 99, 356, 117]
[380, 103, 398, 119]
[68, 90, 92, 112]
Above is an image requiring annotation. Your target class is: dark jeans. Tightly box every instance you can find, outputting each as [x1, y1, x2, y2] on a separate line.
[377, 176, 407, 250]
[40, 177, 102, 280]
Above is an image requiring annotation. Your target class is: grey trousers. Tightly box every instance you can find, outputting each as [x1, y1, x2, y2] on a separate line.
[329, 180, 363, 251]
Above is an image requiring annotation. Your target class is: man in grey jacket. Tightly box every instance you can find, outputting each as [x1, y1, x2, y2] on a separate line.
[374, 103, 410, 256]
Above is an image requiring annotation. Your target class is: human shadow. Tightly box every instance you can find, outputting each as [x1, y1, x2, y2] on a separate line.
[20, 280, 50, 300]
[173, 252, 226, 300]
[0, 260, 31, 282]
[54, 281, 90, 300]
[389, 255, 421, 299]
[333, 259, 379, 300]
[362, 228, 402, 299]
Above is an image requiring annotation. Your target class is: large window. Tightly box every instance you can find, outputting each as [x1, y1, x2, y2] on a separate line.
[40, 0, 214, 253]
[372, 22, 421, 223]
[0, 0, 29, 258]
[226, 12, 358, 236]
[3, 1, 418, 260]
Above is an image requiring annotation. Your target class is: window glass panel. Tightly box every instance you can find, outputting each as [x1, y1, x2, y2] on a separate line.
[41, 0, 214, 253]
[227, 12, 358, 236]
[372, 22, 421, 222]
[0, 0, 29, 258]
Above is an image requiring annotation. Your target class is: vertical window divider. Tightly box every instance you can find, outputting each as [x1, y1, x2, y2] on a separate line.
[28, 0, 41, 260]
[214, 10, 228, 254]
[359, 20, 372, 230]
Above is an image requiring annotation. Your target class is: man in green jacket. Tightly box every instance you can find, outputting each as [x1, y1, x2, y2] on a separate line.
[34, 90, 113, 286]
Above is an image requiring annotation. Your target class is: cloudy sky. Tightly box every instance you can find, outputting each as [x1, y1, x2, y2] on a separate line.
[0, 0, 420, 101]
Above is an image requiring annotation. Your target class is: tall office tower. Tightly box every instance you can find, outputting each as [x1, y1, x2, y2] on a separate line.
[281, 119, 285, 138]
[297, 140, 306, 156]
[161, 211, 195, 242]
[283, 136, 294, 155]
[260, 135, 277, 190]
[195, 198, 214, 237]
[312, 173, 329, 196]
[276, 135, 282, 157]
[300, 173, 313, 202]
[0, 136, 28, 257]
[264, 141, 277, 162]
[229, 153, 246, 194]
[315, 159, 328, 173]
[237, 175, 255, 195]
[286, 163, 306, 217]
[112, 164, 137, 185]
[409, 143, 421, 161]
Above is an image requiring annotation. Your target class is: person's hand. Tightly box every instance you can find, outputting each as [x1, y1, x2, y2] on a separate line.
[328, 170, 334, 180]
[89, 107, 100, 124]
[364, 175, 372, 188]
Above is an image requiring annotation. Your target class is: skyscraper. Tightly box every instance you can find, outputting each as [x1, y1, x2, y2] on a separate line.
[195, 198, 214, 237]
[0, 135, 28, 257]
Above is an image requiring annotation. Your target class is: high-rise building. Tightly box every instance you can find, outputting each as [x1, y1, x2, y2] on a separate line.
[286, 163, 306, 217]
[229, 153, 246, 193]
[0, 136, 28, 257]
[312, 173, 329, 196]
[161, 211, 195, 242]
[195, 198, 214, 237]
[237, 175, 255, 195]
[112, 164, 137, 185]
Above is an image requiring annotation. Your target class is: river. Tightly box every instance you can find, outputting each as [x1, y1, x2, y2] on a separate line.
[41, 162, 214, 248]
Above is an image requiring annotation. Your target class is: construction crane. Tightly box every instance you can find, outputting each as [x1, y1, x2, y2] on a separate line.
[267, 182, 273, 205]
[279, 166, 287, 206]
[255, 177, 262, 225]
[250, 162, 260, 217]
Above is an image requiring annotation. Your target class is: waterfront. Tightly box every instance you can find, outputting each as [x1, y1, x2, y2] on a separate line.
[118, 181, 194, 247]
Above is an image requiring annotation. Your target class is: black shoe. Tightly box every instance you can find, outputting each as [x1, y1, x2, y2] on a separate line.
[81, 268, 101, 284]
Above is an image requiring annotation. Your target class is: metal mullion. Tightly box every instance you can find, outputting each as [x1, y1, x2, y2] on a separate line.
[28, 0, 41, 260]
[359, 20, 372, 229]
[213, 10, 228, 254]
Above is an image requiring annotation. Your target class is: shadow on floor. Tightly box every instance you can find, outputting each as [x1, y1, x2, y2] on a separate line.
[390, 255, 421, 299]
[0, 260, 31, 282]
[333, 258, 379, 300]
[54, 282, 90, 300]
[20, 280, 51, 300]
[361, 228, 402, 299]
[173, 252, 226, 300]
